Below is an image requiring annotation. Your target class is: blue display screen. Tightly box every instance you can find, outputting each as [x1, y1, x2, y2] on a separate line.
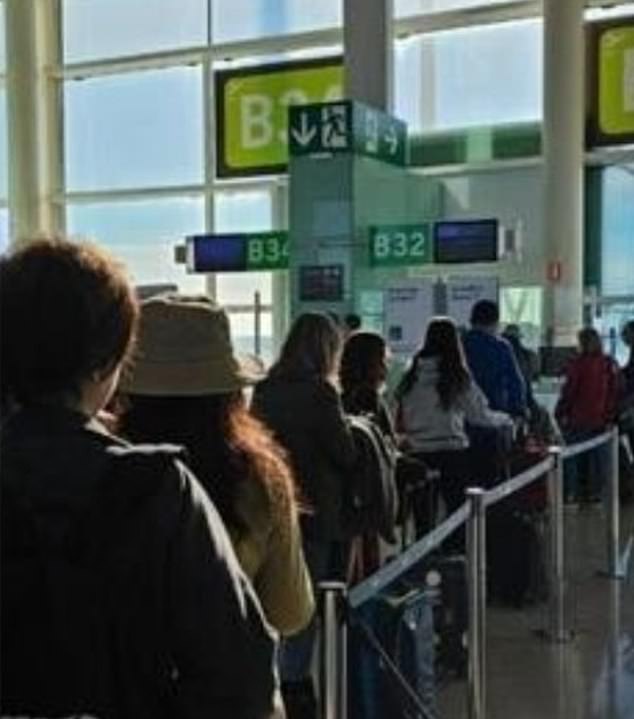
[434, 219, 499, 263]
[186, 234, 247, 272]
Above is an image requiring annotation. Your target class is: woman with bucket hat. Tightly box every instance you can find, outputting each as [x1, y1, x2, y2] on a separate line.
[120, 294, 314, 638]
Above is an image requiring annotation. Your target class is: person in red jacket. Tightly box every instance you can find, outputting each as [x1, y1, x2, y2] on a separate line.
[555, 327, 620, 503]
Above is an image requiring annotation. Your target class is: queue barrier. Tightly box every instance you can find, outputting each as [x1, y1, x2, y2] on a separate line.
[318, 428, 624, 719]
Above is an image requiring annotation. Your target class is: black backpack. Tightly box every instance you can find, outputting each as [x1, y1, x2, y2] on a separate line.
[0, 446, 179, 719]
[343, 414, 398, 543]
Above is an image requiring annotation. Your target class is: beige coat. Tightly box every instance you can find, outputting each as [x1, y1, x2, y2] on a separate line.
[232, 479, 315, 637]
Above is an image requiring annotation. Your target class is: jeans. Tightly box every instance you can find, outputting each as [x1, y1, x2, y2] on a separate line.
[563, 428, 609, 499]
[279, 539, 349, 682]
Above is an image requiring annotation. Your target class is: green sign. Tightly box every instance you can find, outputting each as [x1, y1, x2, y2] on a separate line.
[369, 224, 432, 268]
[246, 232, 289, 271]
[599, 24, 634, 137]
[289, 100, 407, 166]
[216, 57, 343, 178]
[185, 232, 289, 272]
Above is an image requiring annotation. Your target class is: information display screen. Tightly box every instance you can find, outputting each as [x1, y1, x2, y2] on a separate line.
[186, 235, 247, 273]
[299, 265, 344, 302]
[434, 219, 499, 264]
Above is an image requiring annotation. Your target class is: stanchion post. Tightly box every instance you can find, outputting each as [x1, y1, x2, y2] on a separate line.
[546, 448, 572, 642]
[605, 428, 624, 579]
[319, 581, 347, 719]
[466, 488, 486, 719]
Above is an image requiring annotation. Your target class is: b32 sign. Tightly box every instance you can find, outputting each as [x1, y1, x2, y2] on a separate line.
[215, 57, 343, 178]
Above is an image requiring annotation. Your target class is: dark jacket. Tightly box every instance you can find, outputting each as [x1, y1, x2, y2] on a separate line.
[463, 328, 527, 416]
[252, 377, 356, 541]
[0, 405, 279, 719]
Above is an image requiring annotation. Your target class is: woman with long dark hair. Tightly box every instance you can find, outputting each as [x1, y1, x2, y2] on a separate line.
[120, 295, 314, 638]
[396, 317, 512, 522]
[252, 312, 356, 719]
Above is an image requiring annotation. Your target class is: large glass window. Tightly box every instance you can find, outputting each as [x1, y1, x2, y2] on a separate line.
[212, 0, 341, 43]
[214, 190, 274, 305]
[64, 67, 204, 191]
[395, 0, 527, 15]
[601, 166, 634, 297]
[394, 20, 542, 132]
[0, 88, 7, 199]
[0, 1, 5, 74]
[62, 0, 208, 64]
[66, 197, 206, 292]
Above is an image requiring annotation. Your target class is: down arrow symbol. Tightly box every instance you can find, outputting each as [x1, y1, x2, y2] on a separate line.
[291, 113, 317, 147]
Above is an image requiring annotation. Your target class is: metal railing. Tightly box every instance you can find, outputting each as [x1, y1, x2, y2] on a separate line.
[318, 427, 625, 719]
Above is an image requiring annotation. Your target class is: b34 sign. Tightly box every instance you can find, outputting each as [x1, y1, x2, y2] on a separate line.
[215, 57, 343, 178]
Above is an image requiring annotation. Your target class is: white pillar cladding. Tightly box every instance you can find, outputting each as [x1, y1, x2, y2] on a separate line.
[6, 0, 64, 245]
[343, 0, 394, 112]
[542, 0, 585, 345]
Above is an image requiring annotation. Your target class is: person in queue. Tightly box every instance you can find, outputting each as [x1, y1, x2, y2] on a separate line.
[119, 294, 314, 638]
[0, 239, 280, 719]
[252, 312, 356, 719]
[463, 300, 527, 418]
[555, 327, 620, 504]
[396, 317, 513, 532]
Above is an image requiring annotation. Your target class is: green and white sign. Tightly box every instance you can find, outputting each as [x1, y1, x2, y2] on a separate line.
[246, 232, 289, 271]
[369, 224, 432, 268]
[599, 24, 634, 137]
[216, 57, 343, 178]
[289, 100, 407, 166]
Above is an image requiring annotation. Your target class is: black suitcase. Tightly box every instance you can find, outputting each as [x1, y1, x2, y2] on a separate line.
[348, 587, 437, 719]
[487, 507, 544, 607]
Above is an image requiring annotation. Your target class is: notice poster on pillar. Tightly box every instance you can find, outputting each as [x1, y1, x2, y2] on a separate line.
[446, 276, 499, 330]
[384, 281, 435, 356]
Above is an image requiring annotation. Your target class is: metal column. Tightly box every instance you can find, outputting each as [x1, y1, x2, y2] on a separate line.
[343, 0, 393, 111]
[546, 449, 572, 642]
[319, 582, 347, 719]
[542, 0, 585, 345]
[605, 428, 624, 579]
[466, 488, 486, 719]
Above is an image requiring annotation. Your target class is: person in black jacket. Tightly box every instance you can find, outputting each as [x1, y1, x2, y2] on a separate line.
[252, 312, 356, 719]
[0, 239, 280, 719]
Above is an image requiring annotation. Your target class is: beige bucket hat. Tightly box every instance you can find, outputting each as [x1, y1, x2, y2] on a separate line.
[124, 294, 263, 396]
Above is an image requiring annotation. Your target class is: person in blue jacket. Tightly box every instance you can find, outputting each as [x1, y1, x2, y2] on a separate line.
[462, 300, 527, 418]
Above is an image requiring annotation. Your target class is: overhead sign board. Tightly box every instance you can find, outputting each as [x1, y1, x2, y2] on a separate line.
[588, 20, 634, 145]
[369, 224, 433, 268]
[289, 100, 407, 166]
[186, 232, 289, 272]
[215, 57, 343, 178]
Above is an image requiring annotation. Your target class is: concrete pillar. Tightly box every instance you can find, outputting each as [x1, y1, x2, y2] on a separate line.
[344, 0, 393, 112]
[542, 0, 585, 346]
[6, 0, 64, 246]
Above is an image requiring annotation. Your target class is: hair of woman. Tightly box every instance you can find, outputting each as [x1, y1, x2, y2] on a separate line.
[340, 331, 387, 395]
[269, 312, 342, 382]
[0, 238, 138, 407]
[120, 391, 295, 537]
[577, 327, 603, 355]
[397, 317, 471, 409]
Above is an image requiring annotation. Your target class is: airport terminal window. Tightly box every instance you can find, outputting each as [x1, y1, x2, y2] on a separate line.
[212, 0, 342, 43]
[62, 0, 208, 64]
[601, 166, 634, 297]
[227, 311, 274, 362]
[66, 198, 206, 293]
[0, 1, 5, 74]
[395, 0, 526, 15]
[64, 67, 204, 192]
[214, 190, 274, 307]
[0, 87, 8, 201]
[394, 19, 542, 132]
